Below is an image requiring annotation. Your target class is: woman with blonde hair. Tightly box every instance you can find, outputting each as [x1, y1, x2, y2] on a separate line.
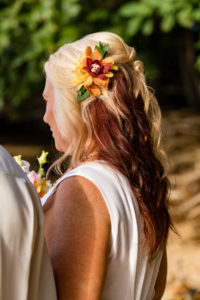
[42, 31, 172, 300]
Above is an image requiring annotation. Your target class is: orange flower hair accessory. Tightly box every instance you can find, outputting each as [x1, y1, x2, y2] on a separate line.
[72, 42, 119, 102]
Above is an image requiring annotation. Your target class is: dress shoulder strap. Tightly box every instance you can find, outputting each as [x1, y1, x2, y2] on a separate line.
[41, 160, 118, 206]
[41, 160, 135, 212]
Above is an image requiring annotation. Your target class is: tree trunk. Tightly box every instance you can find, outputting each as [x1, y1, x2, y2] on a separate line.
[179, 30, 200, 109]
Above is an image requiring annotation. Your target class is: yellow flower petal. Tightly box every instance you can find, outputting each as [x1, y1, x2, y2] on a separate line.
[93, 77, 109, 90]
[105, 72, 114, 78]
[79, 74, 90, 81]
[111, 65, 119, 70]
[78, 68, 87, 75]
[75, 60, 82, 69]
[72, 73, 89, 84]
[72, 77, 82, 84]
[84, 46, 93, 59]
[72, 68, 80, 75]
[81, 56, 88, 68]
[84, 75, 93, 87]
[94, 49, 102, 60]
[78, 83, 83, 90]
[102, 56, 114, 65]
[36, 184, 42, 194]
[90, 84, 102, 96]
[93, 77, 105, 86]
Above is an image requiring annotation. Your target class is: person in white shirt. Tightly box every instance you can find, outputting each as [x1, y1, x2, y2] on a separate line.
[0, 145, 57, 300]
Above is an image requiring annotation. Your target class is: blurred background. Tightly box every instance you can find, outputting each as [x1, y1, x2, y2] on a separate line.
[0, 0, 200, 298]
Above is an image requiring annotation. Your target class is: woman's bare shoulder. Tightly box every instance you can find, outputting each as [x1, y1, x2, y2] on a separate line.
[44, 175, 111, 299]
[54, 175, 111, 226]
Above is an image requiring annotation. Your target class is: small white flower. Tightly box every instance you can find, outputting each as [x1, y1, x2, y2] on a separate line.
[21, 160, 30, 174]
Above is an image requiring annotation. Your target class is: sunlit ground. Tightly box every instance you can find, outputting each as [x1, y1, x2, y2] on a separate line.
[161, 110, 200, 299]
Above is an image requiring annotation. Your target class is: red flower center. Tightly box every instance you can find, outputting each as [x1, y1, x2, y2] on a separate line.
[83, 58, 102, 76]
[89, 60, 102, 76]
[83, 57, 111, 80]
[91, 63, 101, 74]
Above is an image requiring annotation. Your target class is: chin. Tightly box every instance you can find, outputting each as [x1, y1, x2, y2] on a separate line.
[54, 140, 61, 151]
[55, 144, 62, 152]
[55, 141, 65, 153]
[54, 136, 69, 153]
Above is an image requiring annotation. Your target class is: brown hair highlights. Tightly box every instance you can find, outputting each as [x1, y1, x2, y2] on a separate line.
[85, 66, 172, 261]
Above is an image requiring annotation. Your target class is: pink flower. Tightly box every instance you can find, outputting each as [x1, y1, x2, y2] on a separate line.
[28, 171, 40, 185]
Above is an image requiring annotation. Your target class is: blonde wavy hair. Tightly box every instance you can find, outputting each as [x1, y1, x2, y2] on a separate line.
[44, 31, 167, 176]
[44, 32, 172, 259]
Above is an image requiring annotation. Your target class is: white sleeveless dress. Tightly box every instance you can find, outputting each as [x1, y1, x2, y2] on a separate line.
[42, 160, 163, 300]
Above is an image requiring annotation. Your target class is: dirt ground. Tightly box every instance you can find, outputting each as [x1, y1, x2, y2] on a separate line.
[1, 108, 200, 299]
[162, 110, 200, 299]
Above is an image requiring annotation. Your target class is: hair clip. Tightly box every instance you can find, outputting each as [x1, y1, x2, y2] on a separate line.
[72, 41, 119, 102]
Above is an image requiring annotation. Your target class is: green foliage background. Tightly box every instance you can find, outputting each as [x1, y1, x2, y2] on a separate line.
[0, 0, 199, 114]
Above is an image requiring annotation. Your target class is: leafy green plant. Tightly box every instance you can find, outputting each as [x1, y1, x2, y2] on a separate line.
[0, 0, 199, 111]
[0, 0, 81, 110]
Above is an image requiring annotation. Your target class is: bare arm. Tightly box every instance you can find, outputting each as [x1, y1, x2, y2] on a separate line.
[153, 247, 167, 300]
[44, 176, 111, 300]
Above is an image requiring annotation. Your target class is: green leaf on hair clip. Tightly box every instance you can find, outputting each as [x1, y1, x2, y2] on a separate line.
[95, 42, 110, 59]
[77, 85, 90, 102]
